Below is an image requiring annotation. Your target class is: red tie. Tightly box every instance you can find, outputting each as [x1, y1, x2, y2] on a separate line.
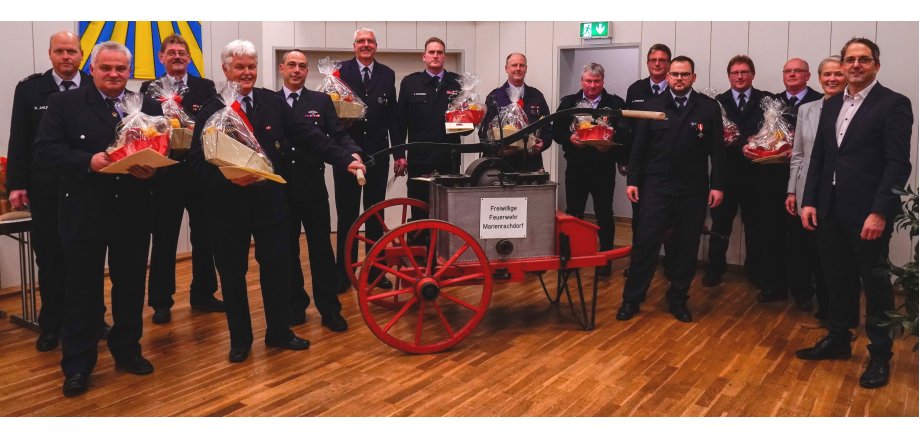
[517, 98, 524, 109]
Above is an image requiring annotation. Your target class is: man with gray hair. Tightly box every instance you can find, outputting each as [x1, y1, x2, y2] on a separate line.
[188, 40, 365, 364]
[34, 41, 163, 397]
[552, 62, 632, 277]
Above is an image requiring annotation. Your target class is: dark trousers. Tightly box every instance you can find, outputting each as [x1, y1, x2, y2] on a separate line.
[748, 182, 789, 294]
[147, 164, 217, 309]
[406, 162, 454, 221]
[29, 194, 66, 335]
[707, 164, 756, 279]
[210, 220, 292, 348]
[787, 214, 826, 303]
[816, 213, 894, 358]
[334, 159, 388, 278]
[289, 196, 341, 317]
[565, 157, 616, 251]
[623, 185, 708, 304]
[61, 235, 149, 377]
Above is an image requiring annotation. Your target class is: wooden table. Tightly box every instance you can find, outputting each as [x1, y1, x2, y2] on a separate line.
[0, 218, 39, 331]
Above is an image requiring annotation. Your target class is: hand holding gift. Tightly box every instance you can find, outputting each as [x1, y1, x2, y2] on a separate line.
[745, 96, 792, 164]
[100, 93, 177, 174]
[488, 85, 536, 151]
[316, 57, 367, 119]
[570, 98, 615, 152]
[445, 72, 485, 133]
[146, 77, 195, 151]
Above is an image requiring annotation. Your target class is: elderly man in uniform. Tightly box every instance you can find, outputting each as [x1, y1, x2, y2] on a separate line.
[276, 49, 357, 332]
[335, 28, 399, 293]
[187, 40, 364, 364]
[6, 31, 101, 352]
[478, 52, 552, 172]
[140, 33, 221, 325]
[34, 41, 162, 397]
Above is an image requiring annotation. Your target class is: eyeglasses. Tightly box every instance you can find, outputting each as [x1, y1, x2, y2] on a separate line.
[165, 50, 188, 58]
[668, 71, 692, 79]
[647, 58, 669, 64]
[782, 68, 807, 74]
[354, 38, 377, 45]
[842, 56, 875, 66]
[729, 70, 752, 77]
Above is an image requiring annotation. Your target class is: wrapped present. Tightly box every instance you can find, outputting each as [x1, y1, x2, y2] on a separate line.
[146, 77, 195, 150]
[700, 88, 739, 145]
[570, 99, 616, 151]
[201, 82, 285, 183]
[445, 72, 485, 133]
[487, 86, 537, 151]
[747, 96, 792, 163]
[316, 57, 367, 119]
[102, 93, 175, 173]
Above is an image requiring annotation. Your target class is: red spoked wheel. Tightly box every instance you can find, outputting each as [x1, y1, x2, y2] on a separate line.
[358, 220, 493, 354]
[344, 198, 429, 307]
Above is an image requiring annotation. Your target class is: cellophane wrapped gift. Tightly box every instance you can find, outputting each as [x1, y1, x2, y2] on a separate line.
[316, 57, 367, 119]
[701, 87, 739, 145]
[201, 82, 274, 175]
[146, 77, 195, 150]
[105, 93, 171, 162]
[488, 86, 533, 150]
[445, 72, 485, 125]
[570, 99, 614, 149]
[747, 96, 792, 160]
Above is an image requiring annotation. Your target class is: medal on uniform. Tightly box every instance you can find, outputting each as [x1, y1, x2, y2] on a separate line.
[696, 122, 705, 139]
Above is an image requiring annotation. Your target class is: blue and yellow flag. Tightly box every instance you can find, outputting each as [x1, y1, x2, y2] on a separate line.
[78, 21, 204, 80]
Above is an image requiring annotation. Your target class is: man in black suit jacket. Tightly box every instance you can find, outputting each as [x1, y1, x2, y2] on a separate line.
[478, 52, 553, 172]
[336, 28, 399, 292]
[277, 50, 359, 332]
[617, 56, 725, 323]
[705, 55, 766, 288]
[139, 33, 221, 325]
[797, 38, 913, 389]
[552, 62, 632, 276]
[187, 40, 364, 364]
[34, 42, 161, 397]
[6, 31, 95, 352]
[396, 37, 470, 222]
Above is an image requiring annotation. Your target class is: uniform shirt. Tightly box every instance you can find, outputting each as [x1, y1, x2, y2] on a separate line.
[51, 71, 81, 91]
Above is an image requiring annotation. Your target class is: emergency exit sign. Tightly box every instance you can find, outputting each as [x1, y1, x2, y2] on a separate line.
[581, 22, 610, 39]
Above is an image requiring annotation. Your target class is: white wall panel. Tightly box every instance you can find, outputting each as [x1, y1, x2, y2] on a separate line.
[356, 22, 387, 49]
[325, 22, 356, 49]
[830, 21, 876, 53]
[499, 22, 526, 75]
[208, 21, 240, 85]
[709, 21, 749, 94]
[200, 21, 214, 79]
[788, 22, 832, 91]
[641, 21, 676, 55]
[611, 21, 641, 44]
[416, 22, 446, 50]
[474, 22, 501, 99]
[294, 22, 325, 48]
[447, 21, 476, 73]
[748, 21, 789, 94]
[676, 21, 712, 90]
[387, 22, 416, 50]
[261, 21, 294, 90]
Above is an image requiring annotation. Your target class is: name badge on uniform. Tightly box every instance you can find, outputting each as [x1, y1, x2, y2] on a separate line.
[34, 105, 48, 111]
[413, 92, 426, 96]
[305, 110, 320, 118]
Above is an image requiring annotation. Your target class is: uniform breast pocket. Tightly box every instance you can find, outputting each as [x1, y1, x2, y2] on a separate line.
[409, 94, 427, 104]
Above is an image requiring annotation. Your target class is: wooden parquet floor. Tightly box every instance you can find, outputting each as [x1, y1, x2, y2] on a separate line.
[0, 227, 917, 417]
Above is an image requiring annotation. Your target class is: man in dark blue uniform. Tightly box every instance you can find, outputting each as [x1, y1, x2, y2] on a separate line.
[276, 49, 357, 332]
[6, 31, 97, 352]
[336, 27, 400, 292]
[478, 52, 552, 172]
[552, 63, 632, 277]
[617, 56, 725, 323]
[396, 37, 469, 221]
[187, 40, 364, 364]
[139, 33, 221, 325]
[34, 41, 162, 397]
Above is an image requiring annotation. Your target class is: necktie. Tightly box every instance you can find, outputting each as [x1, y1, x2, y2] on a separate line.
[362, 66, 370, 91]
[242, 96, 253, 115]
[788, 96, 799, 106]
[432, 75, 440, 88]
[675, 96, 687, 110]
[105, 97, 121, 119]
[175, 79, 184, 88]
[737, 93, 747, 111]
[61, 80, 75, 91]
[652, 83, 660, 95]
[289, 92, 299, 107]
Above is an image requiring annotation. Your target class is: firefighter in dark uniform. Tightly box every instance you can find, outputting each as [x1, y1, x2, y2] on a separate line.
[139, 33, 221, 325]
[396, 37, 470, 221]
[6, 31, 102, 352]
[276, 49, 357, 332]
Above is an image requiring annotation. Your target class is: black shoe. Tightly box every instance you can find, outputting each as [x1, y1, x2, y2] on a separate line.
[702, 273, 722, 287]
[795, 298, 814, 312]
[290, 310, 309, 326]
[265, 335, 311, 350]
[100, 322, 111, 340]
[190, 297, 226, 313]
[756, 289, 789, 303]
[669, 303, 693, 323]
[321, 313, 349, 332]
[228, 345, 251, 363]
[336, 277, 352, 294]
[62, 373, 89, 397]
[622, 268, 630, 278]
[152, 307, 171, 324]
[376, 276, 394, 289]
[859, 356, 891, 389]
[795, 335, 852, 360]
[596, 262, 612, 277]
[115, 355, 154, 375]
[616, 302, 640, 321]
[36, 332, 60, 352]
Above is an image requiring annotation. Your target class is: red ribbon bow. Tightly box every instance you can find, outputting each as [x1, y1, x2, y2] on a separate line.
[230, 100, 254, 133]
[158, 95, 183, 104]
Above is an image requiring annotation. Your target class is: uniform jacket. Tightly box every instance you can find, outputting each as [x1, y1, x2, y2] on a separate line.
[626, 90, 725, 197]
[625, 76, 668, 109]
[478, 82, 553, 171]
[140, 74, 216, 118]
[774, 86, 823, 130]
[552, 89, 632, 165]
[7, 69, 92, 195]
[395, 70, 465, 166]
[802, 82, 913, 228]
[338, 57, 399, 157]
[188, 88, 355, 228]
[33, 85, 162, 240]
[716, 87, 768, 162]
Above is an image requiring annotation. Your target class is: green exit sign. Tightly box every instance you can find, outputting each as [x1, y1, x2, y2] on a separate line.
[581, 22, 610, 39]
